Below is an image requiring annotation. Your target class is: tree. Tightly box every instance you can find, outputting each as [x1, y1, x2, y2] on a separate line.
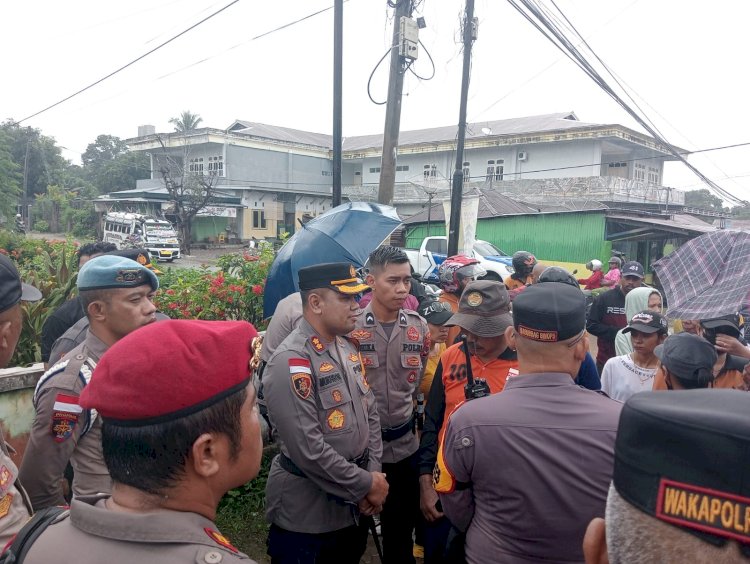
[81, 134, 150, 194]
[168, 111, 203, 132]
[684, 188, 726, 211]
[0, 130, 21, 221]
[156, 137, 219, 254]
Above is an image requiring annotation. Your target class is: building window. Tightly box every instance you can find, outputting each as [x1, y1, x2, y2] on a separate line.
[608, 162, 627, 168]
[253, 210, 267, 229]
[648, 167, 660, 184]
[188, 157, 204, 173]
[424, 164, 438, 179]
[495, 160, 504, 181]
[486, 160, 495, 181]
[207, 156, 223, 176]
[396, 165, 410, 172]
[369, 167, 381, 173]
[322, 170, 333, 176]
[462, 162, 471, 183]
[634, 163, 646, 181]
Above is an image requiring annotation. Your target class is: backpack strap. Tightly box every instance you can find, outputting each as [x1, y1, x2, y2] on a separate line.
[0, 506, 69, 564]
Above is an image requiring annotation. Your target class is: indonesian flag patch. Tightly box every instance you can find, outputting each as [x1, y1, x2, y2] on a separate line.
[289, 358, 313, 400]
[50, 393, 81, 443]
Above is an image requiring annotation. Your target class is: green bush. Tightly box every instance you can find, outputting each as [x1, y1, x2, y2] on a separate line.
[154, 246, 273, 329]
[33, 219, 49, 232]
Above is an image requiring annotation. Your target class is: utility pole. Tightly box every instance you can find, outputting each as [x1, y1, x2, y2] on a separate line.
[447, 0, 476, 257]
[22, 137, 30, 227]
[332, 0, 343, 207]
[377, 0, 414, 205]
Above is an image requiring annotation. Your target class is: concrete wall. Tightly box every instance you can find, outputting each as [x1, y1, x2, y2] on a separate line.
[0, 365, 44, 463]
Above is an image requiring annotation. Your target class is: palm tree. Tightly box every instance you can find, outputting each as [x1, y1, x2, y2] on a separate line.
[168, 111, 203, 132]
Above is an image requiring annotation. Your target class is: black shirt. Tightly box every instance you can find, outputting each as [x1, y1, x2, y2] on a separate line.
[40, 297, 85, 363]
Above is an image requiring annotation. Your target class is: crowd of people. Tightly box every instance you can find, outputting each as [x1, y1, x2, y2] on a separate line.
[1, 242, 750, 564]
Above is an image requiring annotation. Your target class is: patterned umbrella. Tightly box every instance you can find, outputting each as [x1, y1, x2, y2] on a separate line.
[652, 230, 750, 320]
[263, 202, 402, 318]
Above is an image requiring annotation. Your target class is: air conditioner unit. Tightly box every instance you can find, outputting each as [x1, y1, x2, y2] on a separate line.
[517, 151, 528, 161]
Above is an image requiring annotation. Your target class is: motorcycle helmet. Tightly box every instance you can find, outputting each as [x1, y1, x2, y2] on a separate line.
[608, 256, 622, 269]
[438, 255, 486, 293]
[511, 251, 537, 279]
[587, 259, 603, 271]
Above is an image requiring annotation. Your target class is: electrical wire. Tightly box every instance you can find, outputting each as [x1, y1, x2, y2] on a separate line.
[407, 39, 436, 80]
[367, 45, 396, 105]
[17, 0, 242, 124]
[504, 0, 747, 205]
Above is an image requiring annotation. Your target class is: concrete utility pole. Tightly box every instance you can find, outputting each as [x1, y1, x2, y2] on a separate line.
[332, 0, 343, 207]
[377, 0, 414, 205]
[447, 0, 476, 257]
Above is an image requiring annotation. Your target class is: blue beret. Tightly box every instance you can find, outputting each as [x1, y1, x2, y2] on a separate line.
[77, 255, 159, 292]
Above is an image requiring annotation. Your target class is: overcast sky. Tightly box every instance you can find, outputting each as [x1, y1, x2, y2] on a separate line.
[3, 0, 749, 201]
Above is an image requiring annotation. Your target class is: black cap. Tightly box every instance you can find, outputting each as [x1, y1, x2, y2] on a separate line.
[621, 261, 645, 278]
[623, 310, 668, 335]
[512, 283, 586, 342]
[417, 299, 453, 325]
[702, 313, 743, 336]
[613, 390, 750, 549]
[298, 262, 369, 295]
[536, 266, 579, 288]
[0, 254, 42, 314]
[653, 333, 717, 382]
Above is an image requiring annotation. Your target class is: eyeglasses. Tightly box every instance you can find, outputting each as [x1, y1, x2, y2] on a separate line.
[421, 301, 452, 315]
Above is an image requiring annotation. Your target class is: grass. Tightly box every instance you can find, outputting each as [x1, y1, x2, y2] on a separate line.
[215, 446, 277, 563]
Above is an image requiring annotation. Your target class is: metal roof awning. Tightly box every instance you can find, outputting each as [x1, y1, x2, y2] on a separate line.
[605, 213, 718, 241]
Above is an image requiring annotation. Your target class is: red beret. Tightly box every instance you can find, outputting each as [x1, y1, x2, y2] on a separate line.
[80, 320, 258, 424]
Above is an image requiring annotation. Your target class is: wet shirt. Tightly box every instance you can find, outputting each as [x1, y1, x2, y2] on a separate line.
[351, 305, 430, 464]
[19, 331, 112, 510]
[264, 319, 382, 534]
[435, 373, 622, 564]
[23, 495, 255, 563]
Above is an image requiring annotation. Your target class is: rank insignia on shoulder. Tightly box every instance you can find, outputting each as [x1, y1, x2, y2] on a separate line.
[289, 359, 313, 400]
[327, 409, 345, 430]
[399, 312, 407, 325]
[351, 329, 372, 341]
[407, 326, 419, 341]
[204, 528, 239, 553]
[331, 389, 343, 402]
[365, 312, 375, 325]
[0, 466, 11, 495]
[319, 362, 334, 373]
[310, 336, 325, 352]
[0, 493, 13, 519]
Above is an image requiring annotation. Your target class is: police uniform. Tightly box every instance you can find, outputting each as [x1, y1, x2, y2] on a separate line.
[0, 254, 40, 545]
[20, 319, 260, 564]
[352, 299, 429, 562]
[435, 283, 622, 563]
[19, 254, 158, 510]
[263, 263, 382, 563]
[19, 332, 110, 509]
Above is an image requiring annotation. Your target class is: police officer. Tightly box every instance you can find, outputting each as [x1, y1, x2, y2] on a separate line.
[263, 262, 387, 564]
[19, 254, 158, 509]
[21, 319, 261, 563]
[354, 246, 430, 563]
[0, 254, 40, 546]
[584, 389, 750, 563]
[435, 283, 622, 563]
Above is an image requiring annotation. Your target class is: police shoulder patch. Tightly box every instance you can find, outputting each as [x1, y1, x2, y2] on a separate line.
[0, 493, 13, 519]
[289, 358, 313, 400]
[204, 528, 239, 553]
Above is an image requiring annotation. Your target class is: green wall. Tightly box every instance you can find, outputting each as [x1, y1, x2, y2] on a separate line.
[191, 216, 229, 242]
[406, 211, 611, 265]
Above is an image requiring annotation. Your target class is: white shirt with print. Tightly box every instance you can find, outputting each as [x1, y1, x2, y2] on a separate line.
[600, 354, 657, 402]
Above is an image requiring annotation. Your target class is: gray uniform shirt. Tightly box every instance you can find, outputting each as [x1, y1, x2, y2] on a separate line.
[438, 372, 622, 564]
[20, 331, 112, 510]
[264, 318, 382, 534]
[260, 292, 303, 363]
[351, 305, 429, 463]
[24, 494, 255, 563]
[0, 431, 33, 548]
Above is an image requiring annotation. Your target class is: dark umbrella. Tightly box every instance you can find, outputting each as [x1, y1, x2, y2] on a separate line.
[652, 230, 750, 320]
[263, 202, 402, 318]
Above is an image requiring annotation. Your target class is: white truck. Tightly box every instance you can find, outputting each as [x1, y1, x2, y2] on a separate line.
[103, 212, 181, 261]
[403, 236, 513, 284]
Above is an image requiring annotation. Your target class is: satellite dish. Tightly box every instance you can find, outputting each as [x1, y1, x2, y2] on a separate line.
[481, 127, 492, 135]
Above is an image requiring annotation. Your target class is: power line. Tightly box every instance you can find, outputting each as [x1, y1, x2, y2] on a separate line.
[16, 0, 242, 124]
